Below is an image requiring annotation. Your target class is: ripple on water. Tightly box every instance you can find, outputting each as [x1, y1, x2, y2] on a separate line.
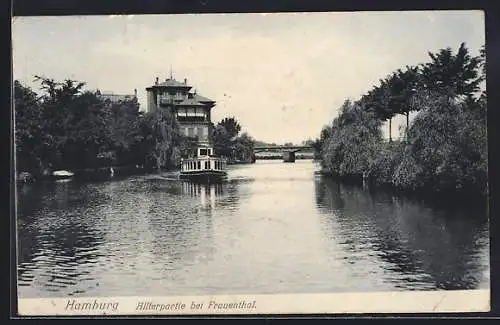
[16, 162, 490, 297]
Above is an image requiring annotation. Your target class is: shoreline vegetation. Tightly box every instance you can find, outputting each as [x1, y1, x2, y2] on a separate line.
[14, 76, 258, 183]
[312, 42, 488, 200]
[15, 42, 488, 204]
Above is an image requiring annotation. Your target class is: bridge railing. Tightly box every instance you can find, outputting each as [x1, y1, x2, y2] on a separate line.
[253, 146, 314, 152]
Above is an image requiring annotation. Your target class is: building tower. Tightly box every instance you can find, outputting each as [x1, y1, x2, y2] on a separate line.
[145, 76, 216, 146]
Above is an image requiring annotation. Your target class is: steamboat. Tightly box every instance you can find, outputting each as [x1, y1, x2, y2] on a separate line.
[180, 146, 227, 183]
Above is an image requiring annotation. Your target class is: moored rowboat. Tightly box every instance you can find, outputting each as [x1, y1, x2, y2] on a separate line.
[52, 170, 75, 179]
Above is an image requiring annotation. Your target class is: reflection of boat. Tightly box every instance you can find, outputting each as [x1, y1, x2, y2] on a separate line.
[182, 181, 223, 210]
[182, 181, 223, 197]
[180, 146, 227, 183]
[55, 178, 73, 183]
[52, 170, 74, 180]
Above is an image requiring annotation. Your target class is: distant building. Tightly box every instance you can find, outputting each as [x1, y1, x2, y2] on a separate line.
[97, 89, 138, 104]
[145, 76, 216, 145]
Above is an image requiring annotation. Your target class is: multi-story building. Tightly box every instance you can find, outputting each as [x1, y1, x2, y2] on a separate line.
[97, 89, 138, 103]
[145, 76, 216, 146]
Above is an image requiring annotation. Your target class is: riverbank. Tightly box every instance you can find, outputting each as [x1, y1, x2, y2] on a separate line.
[17, 165, 149, 184]
[255, 155, 317, 160]
[315, 168, 489, 210]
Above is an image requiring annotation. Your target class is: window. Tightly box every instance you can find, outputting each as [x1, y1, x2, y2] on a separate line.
[188, 128, 195, 137]
[197, 127, 204, 137]
[197, 161, 201, 169]
[199, 149, 208, 156]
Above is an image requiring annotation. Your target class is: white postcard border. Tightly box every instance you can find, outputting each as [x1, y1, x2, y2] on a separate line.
[17, 289, 490, 316]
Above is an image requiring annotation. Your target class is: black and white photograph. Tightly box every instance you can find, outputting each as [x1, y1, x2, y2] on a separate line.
[12, 10, 490, 315]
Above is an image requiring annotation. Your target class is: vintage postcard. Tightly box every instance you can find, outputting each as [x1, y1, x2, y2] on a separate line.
[12, 11, 489, 316]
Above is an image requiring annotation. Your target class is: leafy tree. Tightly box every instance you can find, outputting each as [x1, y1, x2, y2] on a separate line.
[212, 124, 233, 158]
[421, 42, 483, 100]
[479, 44, 486, 80]
[363, 66, 421, 141]
[361, 78, 395, 141]
[62, 91, 114, 169]
[389, 66, 421, 137]
[217, 117, 241, 139]
[135, 109, 181, 172]
[106, 97, 141, 165]
[322, 100, 383, 177]
[312, 125, 332, 157]
[233, 132, 255, 162]
[392, 91, 487, 194]
[14, 81, 47, 176]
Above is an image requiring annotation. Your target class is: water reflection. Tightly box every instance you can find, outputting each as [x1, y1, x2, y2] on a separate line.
[314, 176, 490, 290]
[145, 181, 223, 270]
[181, 181, 223, 210]
[17, 181, 107, 296]
[17, 161, 490, 298]
[17, 177, 236, 297]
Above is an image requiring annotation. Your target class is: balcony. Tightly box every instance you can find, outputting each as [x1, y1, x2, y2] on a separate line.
[159, 96, 185, 105]
[176, 116, 208, 123]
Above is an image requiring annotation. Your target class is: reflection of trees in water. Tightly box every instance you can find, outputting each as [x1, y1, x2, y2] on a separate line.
[314, 177, 489, 290]
[17, 180, 107, 295]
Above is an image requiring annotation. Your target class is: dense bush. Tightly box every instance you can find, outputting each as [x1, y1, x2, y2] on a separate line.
[369, 142, 404, 186]
[392, 93, 487, 194]
[321, 100, 383, 178]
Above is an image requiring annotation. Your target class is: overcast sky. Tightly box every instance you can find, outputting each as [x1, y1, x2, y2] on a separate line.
[12, 11, 485, 144]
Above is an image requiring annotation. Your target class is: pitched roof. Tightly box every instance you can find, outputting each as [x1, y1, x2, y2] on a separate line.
[193, 93, 215, 103]
[98, 93, 136, 103]
[156, 78, 192, 88]
[178, 98, 206, 106]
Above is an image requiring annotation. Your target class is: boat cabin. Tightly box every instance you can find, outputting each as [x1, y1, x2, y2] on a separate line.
[180, 146, 227, 173]
[198, 147, 213, 157]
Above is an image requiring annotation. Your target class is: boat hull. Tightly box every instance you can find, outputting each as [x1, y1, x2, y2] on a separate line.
[179, 170, 227, 183]
[52, 170, 75, 180]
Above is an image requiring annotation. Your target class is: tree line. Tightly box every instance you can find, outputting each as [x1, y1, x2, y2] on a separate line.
[315, 42, 487, 196]
[14, 76, 256, 180]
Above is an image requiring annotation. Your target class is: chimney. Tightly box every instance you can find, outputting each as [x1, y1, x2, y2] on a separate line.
[184, 78, 187, 85]
[155, 77, 159, 85]
[134, 89, 137, 97]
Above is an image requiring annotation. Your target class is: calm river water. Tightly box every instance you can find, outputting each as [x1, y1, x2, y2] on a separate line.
[16, 160, 490, 298]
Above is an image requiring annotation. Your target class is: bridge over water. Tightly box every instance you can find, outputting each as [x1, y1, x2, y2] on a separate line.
[253, 146, 315, 163]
